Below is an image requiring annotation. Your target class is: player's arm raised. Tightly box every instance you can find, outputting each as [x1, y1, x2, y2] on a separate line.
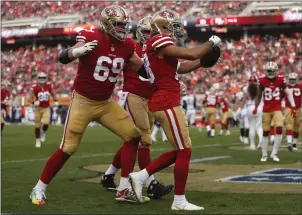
[253, 85, 264, 115]
[58, 38, 98, 64]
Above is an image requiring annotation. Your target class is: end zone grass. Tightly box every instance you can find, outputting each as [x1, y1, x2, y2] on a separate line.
[2, 125, 302, 214]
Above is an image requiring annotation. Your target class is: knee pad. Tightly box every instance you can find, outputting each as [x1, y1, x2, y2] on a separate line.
[140, 130, 152, 146]
[275, 126, 283, 135]
[61, 139, 80, 155]
[129, 127, 141, 141]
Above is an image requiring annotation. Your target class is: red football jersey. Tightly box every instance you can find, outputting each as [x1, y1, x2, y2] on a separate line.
[32, 83, 52, 108]
[285, 84, 302, 109]
[259, 75, 286, 112]
[219, 97, 228, 112]
[74, 29, 135, 101]
[143, 34, 180, 111]
[205, 95, 218, 108]
[1, 88, 10, 109]
[123, 42, 154, 99]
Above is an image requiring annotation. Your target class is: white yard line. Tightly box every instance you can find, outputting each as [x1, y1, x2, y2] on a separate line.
[2, 143, 239, 164]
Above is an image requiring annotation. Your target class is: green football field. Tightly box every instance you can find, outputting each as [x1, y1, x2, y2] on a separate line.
[2, 125, 302, 214]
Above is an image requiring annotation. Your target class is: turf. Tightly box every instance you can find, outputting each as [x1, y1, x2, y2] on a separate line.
[1, 125, 302, 214]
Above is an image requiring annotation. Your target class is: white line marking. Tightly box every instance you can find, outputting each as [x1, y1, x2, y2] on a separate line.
[169, 156, 231, 167]
[2, 143, 240, 164]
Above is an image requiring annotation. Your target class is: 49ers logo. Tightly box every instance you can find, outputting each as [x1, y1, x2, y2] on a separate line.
[105, 8, 118, 17]
[159, 11, 175, 19]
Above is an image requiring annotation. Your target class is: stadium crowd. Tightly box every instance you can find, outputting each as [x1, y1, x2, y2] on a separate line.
[2, 1, 250, 25]
[2, 32, 301, 99]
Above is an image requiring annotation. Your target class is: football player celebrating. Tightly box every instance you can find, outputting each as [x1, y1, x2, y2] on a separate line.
[285, 72, 301, 151]
[128, 9, 221, 210]
[218, 91, 231, 136]
[30, 72, 58, 148]
[203, 89, 218, 137]
[30, 5, 149, 205]
[1, 80, 12, 132]
[254, 62, 296, 162]
[101, 16, 173, 199]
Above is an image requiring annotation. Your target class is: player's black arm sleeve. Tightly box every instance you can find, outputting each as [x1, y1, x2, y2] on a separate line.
[194, 97, 197, 108]
[182, 100, 187, 111]
[137, 65, 148, 79]
[58, 49, 73, 64]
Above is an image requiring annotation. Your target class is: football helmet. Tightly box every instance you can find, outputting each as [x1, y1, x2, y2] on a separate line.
[288, 72, 298, 87]
[100, 5, 130, 41]
[264, 61, 278, 79]
[150, 9, 185, 38]
[136, 16, 152, 44]
[37, 72, 47, 84]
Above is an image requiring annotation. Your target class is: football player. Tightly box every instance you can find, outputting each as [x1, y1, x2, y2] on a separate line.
[203, 89, 218, 137]
[218, 91, 231, 136]
[182, 90, 197, 127]
[30, 5, 150, 205]
[1, 80, 12, 132]
[128, 9, 221, 210]
[254, 62, 296, 162]
[100, 16, 173, 199]
[151, 121, 168, 142]
[234, 88, 249, 144]
[29, 72, 58, 147]
[285, 72, 301, 151]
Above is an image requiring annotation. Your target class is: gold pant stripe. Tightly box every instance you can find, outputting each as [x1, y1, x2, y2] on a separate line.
[164, 109, 185, 150]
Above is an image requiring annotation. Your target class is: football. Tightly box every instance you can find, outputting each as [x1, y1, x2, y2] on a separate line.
[200, 46, 221, 68]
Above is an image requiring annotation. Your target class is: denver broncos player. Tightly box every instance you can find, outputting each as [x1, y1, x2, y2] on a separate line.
[30, 5, 149, 205]
[101, 16, 173, 199]
[1, 80, 11, 132]
[254, 62, 296, 162]
[128, 9, 221, 210]
[285, 72, 301, 151]
[30, 72, 58, 148]
[204, 89, 218, 137]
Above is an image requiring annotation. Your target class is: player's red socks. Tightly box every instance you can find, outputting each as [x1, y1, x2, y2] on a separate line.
[111, 146, 122, 169]
[221, 124, 225, 130]
[174, 148, 191, 195]
[286, 130, 293, 136]
[40, 149, 70, 184]
[1, 123, 4, 131]
[275, 126, 282, 135]
[35, 128, 40, 139]
[138, 147, 151, 170]
[42, 124, 49, 132]
[211, 124, 215, 129]
[293, 132, 299, 139]
[146, 150, 177, 175]
[263, 131, 269, 137]
[269, 127, 275, 136]
[121, 139, 139, 177]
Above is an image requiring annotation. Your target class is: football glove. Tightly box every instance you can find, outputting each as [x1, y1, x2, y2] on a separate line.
[54, 101, 59, 106]
[180, 81, 187, 95]
[72, 40, 98, 58]
[209, 35, 221, 47]
[34, 100, 40, 107]
[252, 108, 257, 115]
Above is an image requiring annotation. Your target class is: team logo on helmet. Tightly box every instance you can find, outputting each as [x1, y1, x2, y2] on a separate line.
[159, 11, 174, 19]
[105, 8, 118, 17]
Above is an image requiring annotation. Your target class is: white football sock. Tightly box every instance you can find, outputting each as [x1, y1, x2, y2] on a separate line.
[151, 126, 159, 139]
[139, 169, 150, 181]
[293, 138, 298, 144]
[145, 175, 155, 187]
[261, 136, 269, 157]
[118, 177, 131, 191]
[206, 125, 211, 132]
[286, 135, 293, 144]
[249, 127, 256, 148]
[270, 135, 275, 143]
[272, 134, 282, 155]
[211, 129, 215, 136]
[161, 128, 167, 141]
[105, 164, 118, 175]
[34, 180, 48, 191]
[174, 195, 186, 204]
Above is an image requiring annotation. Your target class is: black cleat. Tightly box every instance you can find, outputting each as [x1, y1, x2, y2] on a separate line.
[147, 180, 173, 199]
[292, 144, 298, 151]
[207, 131, 211, 137]
[100, 174, 117, 191]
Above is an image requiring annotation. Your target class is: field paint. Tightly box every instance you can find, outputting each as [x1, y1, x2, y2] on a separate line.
[2, 143, 239, 164]
[169, 156, 231, 167]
